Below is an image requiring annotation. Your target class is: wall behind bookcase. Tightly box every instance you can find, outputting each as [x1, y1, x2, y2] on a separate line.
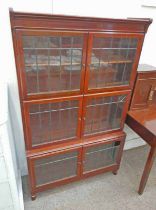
[12, 0, 156, 66]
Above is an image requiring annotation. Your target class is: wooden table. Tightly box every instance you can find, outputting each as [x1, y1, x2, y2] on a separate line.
[126, 105, 156, 194]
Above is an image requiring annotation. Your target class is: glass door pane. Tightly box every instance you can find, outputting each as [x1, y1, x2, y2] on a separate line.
[88, 35, 138, 89]
[83, 141, 120, 173]
[34, 150, 79, 186]
[84, 94, 127, 136]
[27, 99, 81, 147]
[22, 33, 85, 95]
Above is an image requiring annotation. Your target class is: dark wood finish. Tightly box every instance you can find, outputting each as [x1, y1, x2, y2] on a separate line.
[15, 30, 88, 100]
[126, 65, 156, 194]
[130, 64, 156, 110]
[10, 9, 152, 199]
[127, 105, 156, 194]
[82, 90, 131, 137]
[84, 33, 144, 93]
[112, 135, 125, 175]
[23, 95, 83, 149]
[26, 130, 125, 157]
[28, 147, 82, 199]
[27, 132, 125, 198]
[82, 137, 124, 177]
[10, 11, 152, 33]
[138, 146, 156, 194]
[127, 106, 156, 147]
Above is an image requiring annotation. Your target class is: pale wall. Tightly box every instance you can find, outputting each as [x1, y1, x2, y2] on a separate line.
[1, 0, 156, 175]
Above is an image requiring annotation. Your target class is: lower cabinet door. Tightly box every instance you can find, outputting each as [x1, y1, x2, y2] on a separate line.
[82, 140, 121, 176]
[28, 147, 82, 192]
[27, 137, 124, 196]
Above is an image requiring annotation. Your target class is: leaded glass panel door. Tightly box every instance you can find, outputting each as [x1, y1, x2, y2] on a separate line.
[85, 33, 143, 93]
[16, 30, 87, 99]
[28, 147, 82, 190]
[23, 96, 83, 149]
[82, 140, 121, 175]
[82, 91, 131, 137]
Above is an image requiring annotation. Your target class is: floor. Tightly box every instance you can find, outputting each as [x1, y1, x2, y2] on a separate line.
[23, 145, 156, 210]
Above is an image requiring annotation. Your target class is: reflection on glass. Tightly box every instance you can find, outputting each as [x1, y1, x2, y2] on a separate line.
[84, 95, 126, 135]
[35, 151, 78, 186]
[89, 37, 138, 89]
[84, 142, 120, 172]
[23, 35, 84, 94]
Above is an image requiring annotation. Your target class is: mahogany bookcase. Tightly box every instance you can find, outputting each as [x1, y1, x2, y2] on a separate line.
[10, 10, 152, 199]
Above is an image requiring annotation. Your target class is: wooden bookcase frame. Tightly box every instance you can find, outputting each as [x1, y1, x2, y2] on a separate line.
[27, 133, 125, 199]
[10, 9, 152, 199]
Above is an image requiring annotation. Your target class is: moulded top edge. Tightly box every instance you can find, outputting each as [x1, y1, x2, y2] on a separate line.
[10, 10, 152, 26]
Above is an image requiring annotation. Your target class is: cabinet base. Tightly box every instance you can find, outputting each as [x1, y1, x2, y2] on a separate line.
[31, 194, 37, 201]
[112, 170, 118, 175]
[30, 167, 120, 200]
[28, 132, 125, 200]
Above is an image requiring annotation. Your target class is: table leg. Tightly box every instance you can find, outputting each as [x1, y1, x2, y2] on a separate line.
[138, 146, 156, 195]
